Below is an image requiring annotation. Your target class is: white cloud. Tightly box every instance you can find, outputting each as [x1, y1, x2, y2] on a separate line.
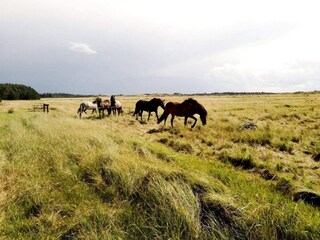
[69, 42, 97, 54]
[207, 61, 320, 92]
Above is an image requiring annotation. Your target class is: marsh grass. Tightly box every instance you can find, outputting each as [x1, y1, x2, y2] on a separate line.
[0, 93, 320, 239]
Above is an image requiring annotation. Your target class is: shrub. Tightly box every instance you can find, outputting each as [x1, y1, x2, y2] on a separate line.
[274, 178, 293, 194]
[218, 148, 255, 170]
[168, 140, 193, 154]
[8, 108, 14, 114]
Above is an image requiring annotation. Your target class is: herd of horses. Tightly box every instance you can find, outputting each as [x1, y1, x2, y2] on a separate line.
[78, 95, 122, 118]
[77, 95, 207, 128]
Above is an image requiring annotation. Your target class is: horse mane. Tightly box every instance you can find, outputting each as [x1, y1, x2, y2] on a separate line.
[182, 98, 199, 105]
[110, 95, 116, 106]
[183, 98, 207, 115]
[93, 97, 102, 107]
[151, 97, 162, 102]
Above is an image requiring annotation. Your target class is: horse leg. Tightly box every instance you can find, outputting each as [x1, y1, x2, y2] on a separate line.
[98, 108, 104, 118]
[139, 110, 143, 121]
[190, 116, 197, 128]
[155, 110, 159, 121]
[148, 111, 151, 121]
[184, 117, 188, 125]
[170, 115, 175, 127]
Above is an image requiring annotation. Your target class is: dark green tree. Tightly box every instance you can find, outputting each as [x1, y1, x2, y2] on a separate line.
[0, 83, 41, 100]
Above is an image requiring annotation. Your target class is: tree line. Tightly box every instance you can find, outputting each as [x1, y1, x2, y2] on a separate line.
[0, 83, 41, 100]
[40, 93, 97, 98]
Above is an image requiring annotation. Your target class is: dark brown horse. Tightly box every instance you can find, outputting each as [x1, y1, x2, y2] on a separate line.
[133, 98, 165, 121]
[157, 98, 207, 128]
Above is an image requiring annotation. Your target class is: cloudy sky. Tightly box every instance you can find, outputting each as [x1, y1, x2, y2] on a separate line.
[1, 0, 319, 94]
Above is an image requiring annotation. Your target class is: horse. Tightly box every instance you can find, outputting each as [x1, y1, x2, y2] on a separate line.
[77, 97, 101, 118]
[133, 98, 165, 121]
[157, 98, 207, 128]
[96, 99, 112, 117]
[110, 95, 123, 115]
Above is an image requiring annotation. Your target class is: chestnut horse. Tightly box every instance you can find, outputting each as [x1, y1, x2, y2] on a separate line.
[157, 98, 207, 128]
[133, 98, 165, 121]
[96, 98, 112, 118]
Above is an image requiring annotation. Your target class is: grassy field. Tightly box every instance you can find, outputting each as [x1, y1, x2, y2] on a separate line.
[0, 93, 319, 239]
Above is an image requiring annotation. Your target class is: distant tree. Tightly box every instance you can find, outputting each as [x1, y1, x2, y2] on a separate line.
[0, 83, 41, 100]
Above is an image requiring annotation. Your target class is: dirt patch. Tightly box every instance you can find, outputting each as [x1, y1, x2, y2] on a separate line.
[293, 190, 320, 208]
[250, 168, 278, 181]
[312, 153, 320, 162]
[26, 203, 42, 218]
[80, 170, 96, 184]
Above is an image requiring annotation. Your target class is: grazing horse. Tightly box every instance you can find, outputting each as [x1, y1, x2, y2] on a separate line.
[77, 97, 100, 118]
[133, 98, 165, 121]
[110, 95, 123, 115]
[157, 98, 207, 128]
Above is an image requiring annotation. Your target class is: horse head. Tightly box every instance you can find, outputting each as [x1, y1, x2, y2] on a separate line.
[199, 105, 207, 125]
[186, 98, 207, 125]
[153, 98, 165, 110]
[160, 99, 165, 109]
[93, 97, 102, 107]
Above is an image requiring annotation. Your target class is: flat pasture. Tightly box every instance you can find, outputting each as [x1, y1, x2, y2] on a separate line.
[0, 93, 319, 239]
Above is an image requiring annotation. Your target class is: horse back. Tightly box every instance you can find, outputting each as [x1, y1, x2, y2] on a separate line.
[165, 101, 196, 117]
[136, 100, 151, 111]
[84, 102, 97, 109]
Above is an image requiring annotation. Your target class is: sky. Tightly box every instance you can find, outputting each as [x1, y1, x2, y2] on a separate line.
[1, 0, 320, 95]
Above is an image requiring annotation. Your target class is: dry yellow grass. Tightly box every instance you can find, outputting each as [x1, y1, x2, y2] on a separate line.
[0, 92, 319, 239]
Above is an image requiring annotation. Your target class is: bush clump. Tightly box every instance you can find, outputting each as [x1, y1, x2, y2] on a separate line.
[218, 149, 255, 170]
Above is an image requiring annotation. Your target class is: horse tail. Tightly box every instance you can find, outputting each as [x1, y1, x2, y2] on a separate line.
[133, 104, 139, 116]
[157, 110, 168, 124]
[133, 101, 141, 116]
[78, 103, 84, 118]
[78, 103, 83, 114]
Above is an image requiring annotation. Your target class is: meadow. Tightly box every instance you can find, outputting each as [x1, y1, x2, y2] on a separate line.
[0, 92, 319, 239]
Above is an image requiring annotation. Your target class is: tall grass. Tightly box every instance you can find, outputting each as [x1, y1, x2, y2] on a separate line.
[0, 93, 320, 239]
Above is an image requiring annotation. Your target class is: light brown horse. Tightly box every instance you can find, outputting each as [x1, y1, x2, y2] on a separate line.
[157, 98, 207, 128]
[110, 95, 123, 115]
[96, 98, 112, 117]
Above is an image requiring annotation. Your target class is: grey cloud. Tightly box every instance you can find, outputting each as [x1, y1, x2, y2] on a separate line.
[1, 1, 319, 94]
